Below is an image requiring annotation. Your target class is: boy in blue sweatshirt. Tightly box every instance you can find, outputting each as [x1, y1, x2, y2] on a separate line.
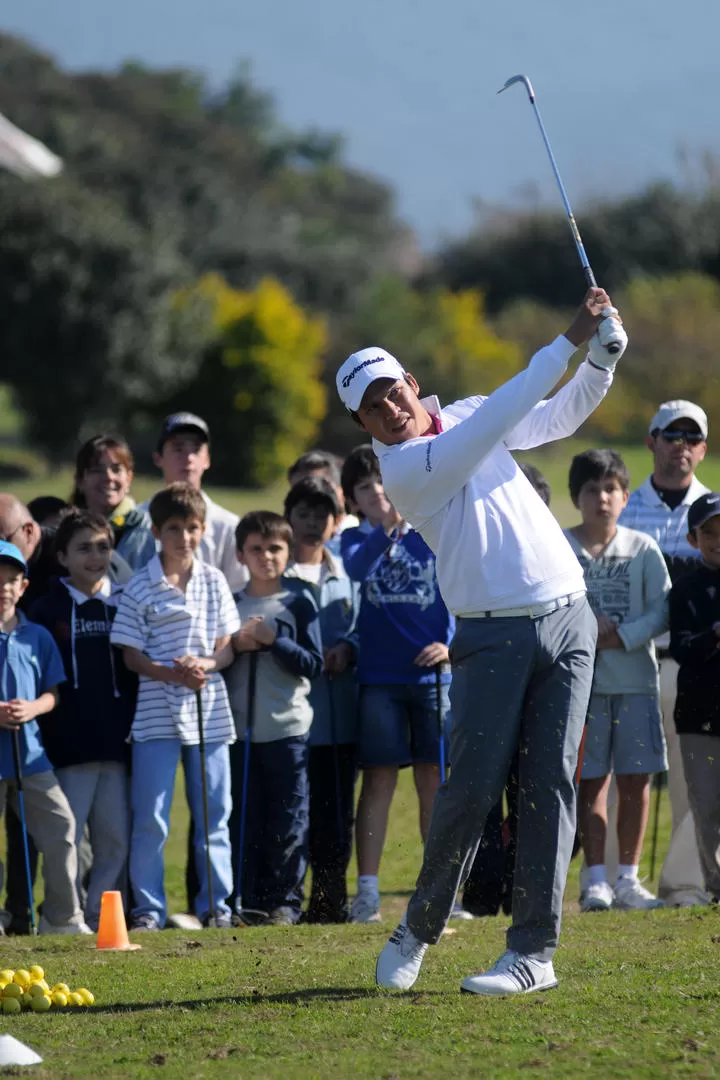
[0, 540, 89, 935]
[225, 511, 323, 926]
[340, 445, 454, 923]
[30, 510, 137, 930]
[284, 476, 360, 923]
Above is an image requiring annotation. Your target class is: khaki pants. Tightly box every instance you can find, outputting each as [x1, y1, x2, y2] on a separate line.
[0, 770, 84, 927]
[657, 659, 710, 905]
[679, 734, 720, 899]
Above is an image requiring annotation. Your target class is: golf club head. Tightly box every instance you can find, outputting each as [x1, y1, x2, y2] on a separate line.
[497, 74, 535, 102]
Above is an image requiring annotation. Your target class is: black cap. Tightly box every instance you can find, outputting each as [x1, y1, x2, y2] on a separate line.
[687, 492, 720, 533]
[157, 412, 209, 452]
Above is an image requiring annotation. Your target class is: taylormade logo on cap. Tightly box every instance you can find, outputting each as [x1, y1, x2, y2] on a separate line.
[336, 347, 406, 412]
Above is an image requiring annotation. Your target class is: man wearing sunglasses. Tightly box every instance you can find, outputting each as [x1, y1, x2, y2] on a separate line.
[618, 400, 710, 909]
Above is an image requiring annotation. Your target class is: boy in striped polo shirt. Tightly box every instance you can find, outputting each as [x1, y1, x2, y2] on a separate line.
[111, 483, 240, 930]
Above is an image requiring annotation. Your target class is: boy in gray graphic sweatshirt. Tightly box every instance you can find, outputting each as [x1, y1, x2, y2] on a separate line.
[565, 450, 671, 914]
[224, 511, 323, 925]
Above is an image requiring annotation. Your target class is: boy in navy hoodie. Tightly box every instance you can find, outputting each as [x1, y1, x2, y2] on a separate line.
[340, 445, 454, 923]
[30, 510, 136, 930]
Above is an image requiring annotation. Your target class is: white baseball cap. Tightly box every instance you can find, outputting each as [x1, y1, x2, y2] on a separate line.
[649, 400, 708, 439]
[336, 347, 406, 412]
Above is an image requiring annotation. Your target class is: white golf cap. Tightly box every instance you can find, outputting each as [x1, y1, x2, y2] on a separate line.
[649, 400, 708, 439]
[336, 347, 406, 412]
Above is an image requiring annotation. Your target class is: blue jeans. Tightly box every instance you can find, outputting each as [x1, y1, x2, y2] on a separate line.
[358, 682, 451, 767]
[130, 739, 233, 925]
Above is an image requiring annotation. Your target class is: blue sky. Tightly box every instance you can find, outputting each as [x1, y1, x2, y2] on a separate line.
[4, 0, 720, 247]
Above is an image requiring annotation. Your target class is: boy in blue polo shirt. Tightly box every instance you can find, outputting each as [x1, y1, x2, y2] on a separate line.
[340, 445, 454, 923]
[0, 540, 89, 935]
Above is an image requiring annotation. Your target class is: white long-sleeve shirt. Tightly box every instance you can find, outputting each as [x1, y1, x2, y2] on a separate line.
[372, 336, 613, 616]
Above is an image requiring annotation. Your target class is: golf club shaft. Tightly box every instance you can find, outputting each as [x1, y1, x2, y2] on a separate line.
[236, 651, 257, 913]
[527, 98, 596, 287]
[649, 772, 663, 881]
[11, 728, 37, 934]
[196, 689, 215, 925]
[435, 663, 446, 781]
[327, 674, 344, 848]
[499, 74, 622, 353]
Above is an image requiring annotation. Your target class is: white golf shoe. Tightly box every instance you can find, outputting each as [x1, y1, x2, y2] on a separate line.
[376, 922, 429, 990]
[613, 879, 664, 910]
[461, 950, 558, 996]
[580, 881, 614, 912]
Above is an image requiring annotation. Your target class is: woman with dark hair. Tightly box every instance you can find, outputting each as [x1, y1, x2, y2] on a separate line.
[72, 435, 156, 570]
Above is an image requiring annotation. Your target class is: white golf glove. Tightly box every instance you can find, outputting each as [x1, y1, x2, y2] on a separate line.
[587, 307, 628, 372]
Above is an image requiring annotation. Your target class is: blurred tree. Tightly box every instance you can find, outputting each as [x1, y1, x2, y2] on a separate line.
[167, 274, 327, 486]
[0, 173, 207, 458]
[434, 183, 720, 312]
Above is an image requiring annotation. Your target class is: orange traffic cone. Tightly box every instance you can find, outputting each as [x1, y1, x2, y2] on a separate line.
[96, 891, 142, 951]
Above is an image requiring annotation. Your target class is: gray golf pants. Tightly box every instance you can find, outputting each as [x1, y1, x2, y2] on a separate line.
[406, 596, 596, 961]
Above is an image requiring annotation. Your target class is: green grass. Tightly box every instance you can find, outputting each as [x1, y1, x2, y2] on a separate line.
[3, 772, 715, 1080]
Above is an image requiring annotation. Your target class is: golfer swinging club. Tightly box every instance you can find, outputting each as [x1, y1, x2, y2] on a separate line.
[336, 287, 628, 996]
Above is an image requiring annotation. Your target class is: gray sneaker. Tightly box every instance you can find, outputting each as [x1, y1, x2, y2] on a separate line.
[350, 892, 381, 923]
[130, 914, 161, 932]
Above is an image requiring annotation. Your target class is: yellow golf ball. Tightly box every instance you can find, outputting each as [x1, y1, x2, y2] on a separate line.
[52, 983, 71, 996]
[29, 965, 44, 981]
[31, 994, 52, 1012]
[51, 991, 68, 1008]
[36, 979, 50, 992]
[0, 970, 14, 984]
[68, 992, 84, 1007]
[28, 983, 47, 999]
[13, 970, 31, 988]
[2, 997, 21, 1014]
[77, 988, 94, 1006]
[2, 983, 23, 999]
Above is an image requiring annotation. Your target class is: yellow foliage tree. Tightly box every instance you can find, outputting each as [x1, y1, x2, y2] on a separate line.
[172, 274, 327, 486]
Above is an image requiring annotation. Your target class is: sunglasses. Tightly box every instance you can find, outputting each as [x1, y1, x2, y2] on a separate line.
[658, 429, 705, 446]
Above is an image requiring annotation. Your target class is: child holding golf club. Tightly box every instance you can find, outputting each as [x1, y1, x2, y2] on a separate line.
[565, 450, 670, 912]
[283, 475, 360, 923]
[0, 540, 90, 935]
[669, 491, 720, 904]
[111, 483, 239, 930]
[29, 509, 137, 931]
[225, 510, 323, 926]
[339, 445, 455, 925]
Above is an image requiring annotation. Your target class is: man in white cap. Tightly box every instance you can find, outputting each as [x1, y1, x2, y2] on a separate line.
[336, 287, 628, 996]
[619, 400, 710, 907]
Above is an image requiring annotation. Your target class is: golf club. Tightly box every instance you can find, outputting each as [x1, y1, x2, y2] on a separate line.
[498, 73, 624, 355]
[10, 727, 37, 935]
[234, 651, 267, 926]
[649, 771, 664, 881]
[195, 688, 215, 927]
[435, 663, 447, 781]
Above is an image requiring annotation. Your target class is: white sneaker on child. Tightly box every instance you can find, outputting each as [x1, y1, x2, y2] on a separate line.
[613, 878, 664, 910]
[38, 916, 93, 935]
[580, 881, 614, 912]
[461, 950, 558, 996]
[376, 922, 429, 989]
[350, 892, 381, 923]
[449, 900, 474, 921]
